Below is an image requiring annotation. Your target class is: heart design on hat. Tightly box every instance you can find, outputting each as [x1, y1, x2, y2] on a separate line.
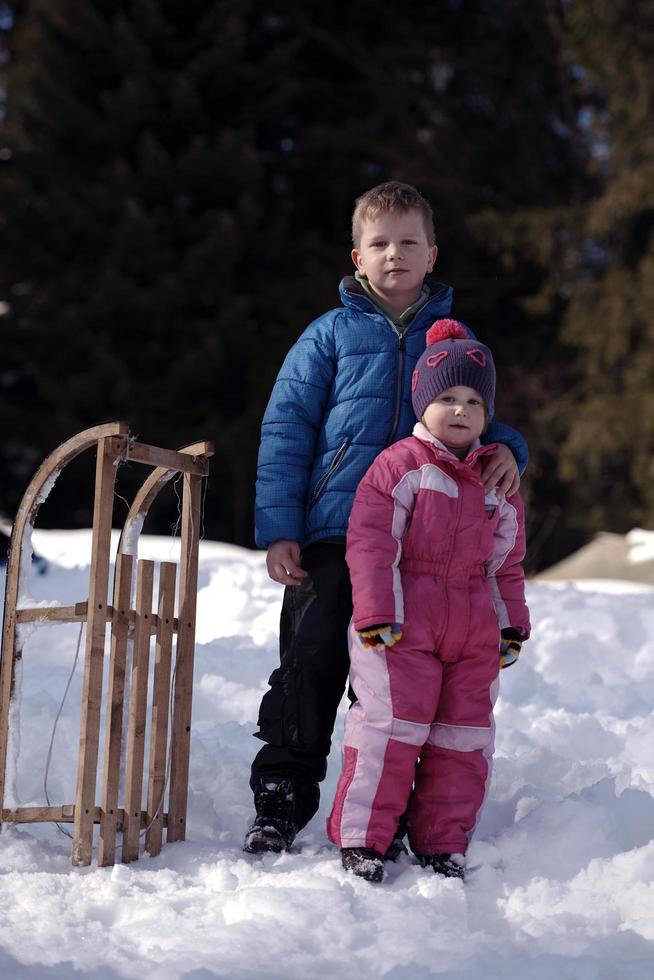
[411, 318, 496, 422]
[465, 349, 486, 368]
[426, 351, 449, 367]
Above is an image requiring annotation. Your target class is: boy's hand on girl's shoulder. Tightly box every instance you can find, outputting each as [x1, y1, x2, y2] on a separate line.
[481, 443, 520, 498]
[266, 539, 308, 586]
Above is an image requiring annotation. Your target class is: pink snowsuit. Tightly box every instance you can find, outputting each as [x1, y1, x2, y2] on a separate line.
[327, 422, 530, 857]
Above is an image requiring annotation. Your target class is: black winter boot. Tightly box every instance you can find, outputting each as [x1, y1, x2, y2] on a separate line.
[417, 852, 465, 879]
[341, 847, 385, 883]
[243, 778, 298, 853]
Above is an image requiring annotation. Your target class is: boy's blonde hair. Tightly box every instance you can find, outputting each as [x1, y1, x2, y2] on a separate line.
[351, 181, 436, 249]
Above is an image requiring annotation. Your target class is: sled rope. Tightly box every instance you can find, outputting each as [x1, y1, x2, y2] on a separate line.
[112, 438, 136, 514]
[200, 474, 208, 542]
[43, 620, 85, 840]
[170, 472, 183, 540]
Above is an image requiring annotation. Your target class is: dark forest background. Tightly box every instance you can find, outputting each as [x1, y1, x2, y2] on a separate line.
[1, 0, 653, 572]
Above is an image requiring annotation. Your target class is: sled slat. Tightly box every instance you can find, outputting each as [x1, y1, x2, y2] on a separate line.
[98, 553, 134, 867]
[72, 438, 117, 867]
[146, 562, 176, 857]
[14, 604, 179, 633]
[3, 805, 87, 823]
[16, 605, 87, 623]
[122, 560, 154, 863]
[167, 474, 202, 843]
[105, 439, 209, 476]
[2, 806, 168, 827]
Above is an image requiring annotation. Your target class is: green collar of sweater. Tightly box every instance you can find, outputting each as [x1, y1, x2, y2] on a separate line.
[354, 272, 429, 333]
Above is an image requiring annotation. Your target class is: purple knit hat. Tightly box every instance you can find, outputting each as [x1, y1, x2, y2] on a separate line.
[411, 319, 496, 420]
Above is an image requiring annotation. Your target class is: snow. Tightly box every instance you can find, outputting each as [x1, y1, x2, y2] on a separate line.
[627, 528, 654, 565]
[1, 530, 654, 979]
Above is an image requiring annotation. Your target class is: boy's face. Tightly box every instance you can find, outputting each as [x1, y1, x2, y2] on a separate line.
[352, 209, 437, 316]
[422, 386, 486, 459]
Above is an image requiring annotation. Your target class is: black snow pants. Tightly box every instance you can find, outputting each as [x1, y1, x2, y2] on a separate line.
[250, 541, 353, 830]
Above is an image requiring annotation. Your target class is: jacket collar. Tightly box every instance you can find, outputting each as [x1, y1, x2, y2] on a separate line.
[339, 275, 453, 327]
[412, 421, 497, 467]
[353, 272, 430, 328]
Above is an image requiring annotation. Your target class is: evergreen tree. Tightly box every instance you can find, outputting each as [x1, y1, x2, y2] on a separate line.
[550, 0, 654, 537]
[0, 0, 585, 562]
[0, 0, 304, 537]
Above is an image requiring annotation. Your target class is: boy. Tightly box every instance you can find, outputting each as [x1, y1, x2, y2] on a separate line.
[244, 181, 527, 854]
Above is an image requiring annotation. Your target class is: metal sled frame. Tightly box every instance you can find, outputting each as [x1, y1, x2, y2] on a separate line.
[0, 422, 214, 866]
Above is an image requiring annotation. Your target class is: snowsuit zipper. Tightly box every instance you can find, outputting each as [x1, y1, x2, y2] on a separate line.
[436, 466, 462, 653]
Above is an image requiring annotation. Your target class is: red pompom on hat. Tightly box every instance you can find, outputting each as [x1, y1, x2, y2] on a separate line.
[411, 318, 496, 421]
[425, 319, 470, 345]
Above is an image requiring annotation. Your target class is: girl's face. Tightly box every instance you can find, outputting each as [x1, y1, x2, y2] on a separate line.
[422, 386, 486, 459]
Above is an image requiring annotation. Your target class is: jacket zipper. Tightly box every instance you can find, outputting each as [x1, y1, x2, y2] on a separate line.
[310, 439, 350, 504]
[386, 332, 405, 446]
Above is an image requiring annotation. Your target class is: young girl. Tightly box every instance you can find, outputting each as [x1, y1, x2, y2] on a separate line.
[326, 319, 530, 883]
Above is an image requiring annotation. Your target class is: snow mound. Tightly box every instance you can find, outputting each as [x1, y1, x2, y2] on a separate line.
[0, 532, 653, 979]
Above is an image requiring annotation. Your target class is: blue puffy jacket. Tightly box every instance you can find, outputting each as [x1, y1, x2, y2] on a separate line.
[255, 276, 528, 549]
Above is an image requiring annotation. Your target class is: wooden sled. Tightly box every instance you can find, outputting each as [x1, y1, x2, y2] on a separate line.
[0, 422, 214, 866]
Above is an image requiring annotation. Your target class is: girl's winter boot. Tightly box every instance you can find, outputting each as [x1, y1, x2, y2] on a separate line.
[417, 852, 465, 879]
[341, 847, 385, 883]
